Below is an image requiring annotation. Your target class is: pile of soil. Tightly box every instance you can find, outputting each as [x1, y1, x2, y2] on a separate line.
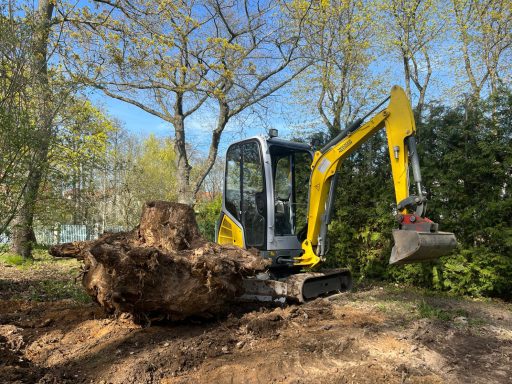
[50, 201, 269, 322]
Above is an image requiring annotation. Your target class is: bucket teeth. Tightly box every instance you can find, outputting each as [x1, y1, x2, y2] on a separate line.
[390, 229, 457, 265]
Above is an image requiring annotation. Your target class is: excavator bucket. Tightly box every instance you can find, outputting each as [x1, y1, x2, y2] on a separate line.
[389, 229, 457, 265]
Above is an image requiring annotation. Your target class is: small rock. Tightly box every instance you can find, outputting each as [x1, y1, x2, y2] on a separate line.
[40, 318, 53, 327]
[410, 345, 418, 352]
[322, 325, 333, 331]
[454, 316, 468, 325]
[221, 346, 229, 354]
[236, 341, 245, 349]
[163, 342, 170, 347]
[129, 351, 135, 355]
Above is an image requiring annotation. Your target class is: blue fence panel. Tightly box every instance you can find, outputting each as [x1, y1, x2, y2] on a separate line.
[60, 225, 87, 243]
[0, 233, 9, 244]
[2, 224, 129, 246]
[34, 228, 56, 246]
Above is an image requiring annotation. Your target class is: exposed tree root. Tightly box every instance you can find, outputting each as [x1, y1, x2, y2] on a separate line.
[50, 201, 268, 322]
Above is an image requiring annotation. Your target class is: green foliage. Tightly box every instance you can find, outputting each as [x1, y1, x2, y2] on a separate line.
[0, 253, 34, 267]
[26, 280, 91, 303]
[113, 133, 178, 227]
[195, 196, 222, 241]
[0, 29, 38, 233]
[39, 98, 119, 225]
[402, 88, 512, 298]
[324, 88, 512, 299]
[327, 132, 395, 280]
[417, 300, 451, 321]
[0, 249, 91, 302]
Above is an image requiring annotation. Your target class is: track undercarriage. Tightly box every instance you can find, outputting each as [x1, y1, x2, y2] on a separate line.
[239, 269, 352, 303]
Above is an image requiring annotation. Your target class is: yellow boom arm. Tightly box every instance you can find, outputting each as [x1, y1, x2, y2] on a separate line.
[296, 86, 417, 268]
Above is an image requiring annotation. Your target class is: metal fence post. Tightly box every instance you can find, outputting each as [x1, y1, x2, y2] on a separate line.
[53, 223, 60, 245]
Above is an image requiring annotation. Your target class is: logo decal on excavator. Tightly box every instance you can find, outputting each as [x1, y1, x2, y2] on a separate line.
[314, 183, 320, 190]
[338, 139, 353, 153]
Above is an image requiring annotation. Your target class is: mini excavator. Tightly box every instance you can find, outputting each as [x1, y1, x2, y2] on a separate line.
[216, 86, 457, 302]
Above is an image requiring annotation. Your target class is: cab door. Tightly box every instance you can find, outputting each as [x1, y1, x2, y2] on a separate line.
[219, 140, 266, 249]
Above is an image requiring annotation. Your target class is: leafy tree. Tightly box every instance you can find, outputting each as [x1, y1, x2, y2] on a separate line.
[37, 98, 119, 226]
[0, 7, 35, 236]
[0, 1, 59, 257]
[451, 0, 512, 97]
[124, 134, 178, 204]
[289, 0, 380, 136]
[195, 196, 222, 241]
[378, 0, 444, 118]
[99, 133, 179, 228]
[67, 0, 311, 204]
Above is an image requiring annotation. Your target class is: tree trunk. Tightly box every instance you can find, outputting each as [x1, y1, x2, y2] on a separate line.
[403, 54, 412, 101]
[11, 0, 54, 259]
[193, 101, 229, 197]
[173, 94, 193, 205]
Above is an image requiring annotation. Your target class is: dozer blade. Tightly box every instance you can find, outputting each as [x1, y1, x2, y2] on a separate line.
[390, 229, 457, 265]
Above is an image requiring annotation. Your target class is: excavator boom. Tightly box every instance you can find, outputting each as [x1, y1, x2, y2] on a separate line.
[295, 86, 456, 268]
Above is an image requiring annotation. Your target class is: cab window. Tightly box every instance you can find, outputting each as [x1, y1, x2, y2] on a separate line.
[225, 145, 241, 220]
[224, 141, 266, 248]
[270, 147, 311, 236]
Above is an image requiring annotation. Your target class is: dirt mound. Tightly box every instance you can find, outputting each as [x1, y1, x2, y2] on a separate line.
[2, 253, 512, 384]
[50, 201, 269, 322]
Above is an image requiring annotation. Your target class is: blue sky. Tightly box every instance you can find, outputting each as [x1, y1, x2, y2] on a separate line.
[93, 90, 299, 156]
[91, 50, 463, 159]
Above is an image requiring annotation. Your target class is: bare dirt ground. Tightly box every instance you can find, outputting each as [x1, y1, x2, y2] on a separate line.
[1, 252, 511, 384]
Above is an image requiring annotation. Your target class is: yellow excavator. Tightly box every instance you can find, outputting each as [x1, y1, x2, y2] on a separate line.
[216, 86, 457, 302]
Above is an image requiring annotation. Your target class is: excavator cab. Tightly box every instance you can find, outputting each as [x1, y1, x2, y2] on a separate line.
[216, 134, 313, 268]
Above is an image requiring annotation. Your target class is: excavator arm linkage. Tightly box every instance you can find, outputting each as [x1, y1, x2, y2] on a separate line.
[295, 86, 457, 269]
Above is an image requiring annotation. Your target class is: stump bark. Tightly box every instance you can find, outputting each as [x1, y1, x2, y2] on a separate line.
[50, 201, 268, 321]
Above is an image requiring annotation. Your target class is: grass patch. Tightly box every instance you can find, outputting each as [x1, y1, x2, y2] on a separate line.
[417, 300, 451, 321]
[468, 317, 487, 327]
[0, 249, 90, 303]
[0, 249, 78, 267]
[416, 300, 488, 326]
[0, 253, 34, 267]
[34, 280, 91, 303]
[12, 280, 91, 303]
